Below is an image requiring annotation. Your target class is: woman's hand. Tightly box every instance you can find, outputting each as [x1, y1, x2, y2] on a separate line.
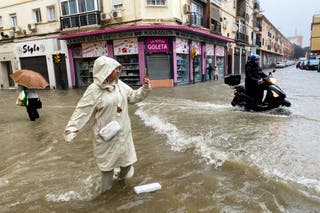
[143, 77, 151, 89]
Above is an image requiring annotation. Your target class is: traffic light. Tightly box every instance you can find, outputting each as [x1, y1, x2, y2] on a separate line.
[54, 52, 61, 64]
[192, 47, 197, 59]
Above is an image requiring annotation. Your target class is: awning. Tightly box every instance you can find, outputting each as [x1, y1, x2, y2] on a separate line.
[58, 25, 234, 43]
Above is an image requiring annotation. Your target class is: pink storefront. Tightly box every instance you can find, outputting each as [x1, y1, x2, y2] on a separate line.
[59, 25, 233, 88]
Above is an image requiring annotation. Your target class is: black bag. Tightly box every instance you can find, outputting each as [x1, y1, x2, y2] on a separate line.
[36, 99, 42, 109]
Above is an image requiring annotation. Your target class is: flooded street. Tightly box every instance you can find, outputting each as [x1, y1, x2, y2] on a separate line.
[1, 67, 320, 212]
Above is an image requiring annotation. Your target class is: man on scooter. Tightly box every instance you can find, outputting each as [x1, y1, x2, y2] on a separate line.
[245, 55, 267, 106]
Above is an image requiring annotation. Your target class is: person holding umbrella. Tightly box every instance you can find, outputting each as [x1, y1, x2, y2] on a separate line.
[11, 69, 48, 121]
[18, 85, 41, 121]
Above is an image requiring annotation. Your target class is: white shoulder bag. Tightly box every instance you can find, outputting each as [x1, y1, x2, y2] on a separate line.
[99, 120, 121, 142]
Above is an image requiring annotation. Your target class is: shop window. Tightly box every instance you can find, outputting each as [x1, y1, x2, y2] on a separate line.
[177, 55, 190, 84]
[33, 8, 42, 23]
[146, 0, 166, 6]
[47, 6, 56, 21]
[116, 55, 140, 86]
[9, 14, 17, 27]
[76, 58, 95, 87]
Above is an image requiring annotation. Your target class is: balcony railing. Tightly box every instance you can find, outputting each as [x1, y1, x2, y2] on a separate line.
[255, 22, 262, 31]
[190, 12, 204, 27]
[237, 10, 246, 19]
[211, 23, 221, 35]
[60, 11, 101, 30]
[236, 32, 249, 44]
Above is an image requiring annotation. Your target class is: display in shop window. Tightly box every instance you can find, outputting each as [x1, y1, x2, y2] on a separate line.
[176, 38, 189, 54]
[176, 55, 190, 85]
[116, 54, 140, 87]
[113, 38, 138, 56]
[82, 41, 108, 58]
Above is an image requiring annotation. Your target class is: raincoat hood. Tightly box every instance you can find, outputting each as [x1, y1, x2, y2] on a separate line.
[93, 56, 121, 89]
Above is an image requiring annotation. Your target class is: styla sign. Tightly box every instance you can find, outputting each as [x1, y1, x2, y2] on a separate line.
[146, 37, 169, 53]
[16, 40, 47, 57]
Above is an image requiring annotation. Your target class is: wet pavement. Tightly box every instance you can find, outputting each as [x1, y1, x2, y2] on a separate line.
[0, 66, 320, 212]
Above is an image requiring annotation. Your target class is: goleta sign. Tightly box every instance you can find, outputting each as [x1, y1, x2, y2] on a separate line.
[146, 37, 169, 53]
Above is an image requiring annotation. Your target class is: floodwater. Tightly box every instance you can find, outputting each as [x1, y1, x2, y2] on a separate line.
[1, 67, 320, 212]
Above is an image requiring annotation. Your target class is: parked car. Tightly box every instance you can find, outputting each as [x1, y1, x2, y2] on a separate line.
[306, 56, 319, 70]
[276, 62, 286, 68]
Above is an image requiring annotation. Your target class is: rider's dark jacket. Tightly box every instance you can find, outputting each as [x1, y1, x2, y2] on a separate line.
[245, 61, 267, 99]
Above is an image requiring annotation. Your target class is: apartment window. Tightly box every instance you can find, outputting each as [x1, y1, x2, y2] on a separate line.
[61, 0, 97, 16]
[191, 1, 204, 26]
[47, 6, 56, 21]
[0, 16, 3, 28]
[33, 9, 42, 23]
[147, 0, 166, 6]
[10, 14, 17, 27]
[112, 0, 123, 9]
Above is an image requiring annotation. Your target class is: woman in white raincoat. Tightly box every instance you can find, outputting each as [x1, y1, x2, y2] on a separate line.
[64, 56, 151, 193]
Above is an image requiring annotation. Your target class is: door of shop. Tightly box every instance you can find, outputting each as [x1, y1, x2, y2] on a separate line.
[20, 56, 49, 83]
[234, 48, 240, 75]
[53, 54, 68, 89]
[146, 54, 171, 80]
[5, 61, 14, 87]
[241, 50, 247, 74]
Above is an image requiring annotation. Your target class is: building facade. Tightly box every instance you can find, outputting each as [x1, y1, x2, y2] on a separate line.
[0, 0, 294, 89]
[255, 14, 294, 68]
[0, 0, 71, 89]
[311, 13, 320, 55]
[219, 0, 259, 75]
[57, 0, 234, 88]
[288, 35, 303, 47]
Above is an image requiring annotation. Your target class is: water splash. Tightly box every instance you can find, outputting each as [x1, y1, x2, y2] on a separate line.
[45, 191, 81, 202]
[135, 103, 230, 168]
[0, 178, 9, 187]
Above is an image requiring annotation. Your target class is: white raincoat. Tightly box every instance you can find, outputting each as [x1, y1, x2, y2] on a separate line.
[64, 56, 151, 171]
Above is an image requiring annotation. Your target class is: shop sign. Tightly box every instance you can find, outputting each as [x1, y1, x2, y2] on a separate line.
[16, 43, 45, 57]
[206, 44, 214, 56]
[113, 38, 138, 55]
[176, 38, 189, 54]
[192, 41, 201, 55]
[146, 37, 169, 53]
[82, 41, 108, 57]
[216, 46, 225, 56]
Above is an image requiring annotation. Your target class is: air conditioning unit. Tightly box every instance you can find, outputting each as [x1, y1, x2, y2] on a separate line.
[111, 10, 123, 19]
[9, 30, 14, 37]
[101, 12, 111, 21]
[13, 26, 22, 33]
[184, 4, 191, 14]
[28, 23, 37, 31]
[232, 23, 238, 32]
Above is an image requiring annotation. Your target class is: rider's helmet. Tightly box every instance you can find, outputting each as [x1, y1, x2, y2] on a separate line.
[250, 54, 261, 61]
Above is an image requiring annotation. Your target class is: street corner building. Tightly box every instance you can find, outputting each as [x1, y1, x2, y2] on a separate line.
[57, 0, 234, 88]
[0, 0, 294, 89]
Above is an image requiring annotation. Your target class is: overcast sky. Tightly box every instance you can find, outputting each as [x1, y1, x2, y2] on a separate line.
[259, 0, 319, 47]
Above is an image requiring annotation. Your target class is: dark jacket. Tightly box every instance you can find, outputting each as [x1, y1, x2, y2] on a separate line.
[245, 61, 267, 86]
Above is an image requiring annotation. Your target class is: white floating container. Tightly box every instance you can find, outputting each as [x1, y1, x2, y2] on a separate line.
[134, 182, 162, 194]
